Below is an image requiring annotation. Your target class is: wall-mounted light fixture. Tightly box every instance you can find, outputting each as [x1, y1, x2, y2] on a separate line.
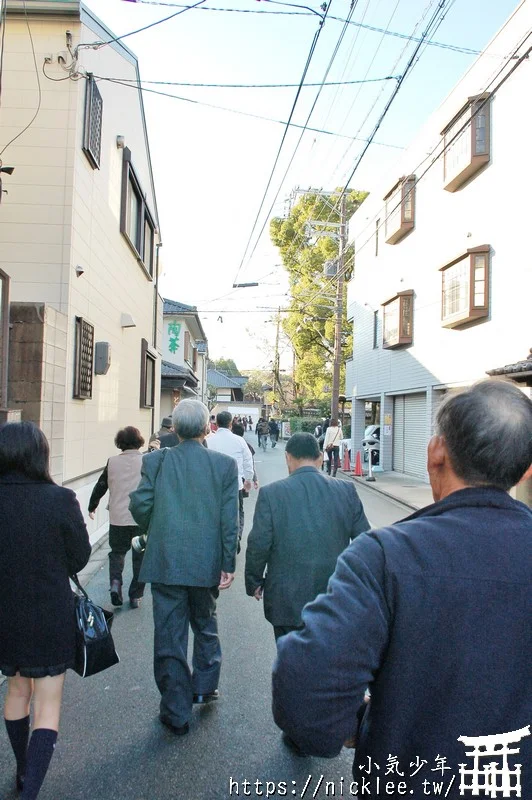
[75, 264, 85, 277]
[116, 135, 125, 149]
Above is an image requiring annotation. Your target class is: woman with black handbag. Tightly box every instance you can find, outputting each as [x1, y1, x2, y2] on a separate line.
[0, 422, 91, 798]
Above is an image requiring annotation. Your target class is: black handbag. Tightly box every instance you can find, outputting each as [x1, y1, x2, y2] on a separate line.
[71, 575, 120, 678]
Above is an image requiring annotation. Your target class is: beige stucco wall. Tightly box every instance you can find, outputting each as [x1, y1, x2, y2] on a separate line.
[0, 9, 161, 529]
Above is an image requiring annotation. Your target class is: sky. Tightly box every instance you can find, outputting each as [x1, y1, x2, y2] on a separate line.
[83, 0, 521, 372]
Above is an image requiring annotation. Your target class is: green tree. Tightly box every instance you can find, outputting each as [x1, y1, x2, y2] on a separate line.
[270, 188, 367, 408]
[209, 358, 241, 376]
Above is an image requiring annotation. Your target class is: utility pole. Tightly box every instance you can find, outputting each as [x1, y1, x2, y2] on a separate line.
[331, 193, 347, 423]
[272, 308, 281, 416]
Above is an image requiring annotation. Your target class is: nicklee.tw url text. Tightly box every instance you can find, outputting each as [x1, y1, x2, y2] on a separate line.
[228, 774, 457, 797]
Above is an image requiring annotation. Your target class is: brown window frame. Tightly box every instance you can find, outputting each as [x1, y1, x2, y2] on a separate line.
[442, 94, 491, 192]
[73, 316, 94, 400]
[184, 330, 192, 366]
[120, 148, 156, 279]
[140, 338, 156, 409]
[439, 245, 490, 328]
[82, 74, 103, 170]
[382, 290, 414, 349]
[384, 176, 416, 245]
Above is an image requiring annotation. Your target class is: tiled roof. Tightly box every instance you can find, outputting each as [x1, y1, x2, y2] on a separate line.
[161, 360, 198, 386]
[207, 368, 248, 389]
[163, 298, 197, 314]
[486, 348, 532, 379]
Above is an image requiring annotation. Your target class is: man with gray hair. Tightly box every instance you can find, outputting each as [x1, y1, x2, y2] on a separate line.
[272, 380, 532, 792]
[130, 400, 239, 736]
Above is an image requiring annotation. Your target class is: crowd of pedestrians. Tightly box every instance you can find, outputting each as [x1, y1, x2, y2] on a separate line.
[0, 380, 531, 798]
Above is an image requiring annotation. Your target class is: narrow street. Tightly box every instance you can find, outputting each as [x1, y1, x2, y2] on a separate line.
[0, 437, 412, 800]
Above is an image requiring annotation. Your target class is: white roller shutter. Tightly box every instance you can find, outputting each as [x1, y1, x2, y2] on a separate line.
[404, 393, 427, 479]
[393, 396, 405, 472]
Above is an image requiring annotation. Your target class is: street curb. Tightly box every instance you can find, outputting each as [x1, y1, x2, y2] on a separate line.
[0, 533, 110, 688]
[341, 470, 421, 511]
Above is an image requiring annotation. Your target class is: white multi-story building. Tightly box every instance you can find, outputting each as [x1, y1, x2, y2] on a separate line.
[160, 299, 209, 415]
[0, 0, 162, 541]
[346, 0, 532, 486]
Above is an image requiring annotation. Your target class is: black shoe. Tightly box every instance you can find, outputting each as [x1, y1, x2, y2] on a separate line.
[282, 732, 309, 757]
[193, 690, 219, 704]
[110, 580, 123, 607]
[129, 597, 141, 609]
[159, 715, 189, 736]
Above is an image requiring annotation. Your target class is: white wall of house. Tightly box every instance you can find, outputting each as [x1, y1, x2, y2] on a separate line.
[346, 1, 532, 479]
[0, 5, 161, 537]
[162, 316, 196, 371]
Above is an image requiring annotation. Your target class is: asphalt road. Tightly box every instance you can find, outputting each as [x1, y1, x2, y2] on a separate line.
[0, 436, 411, 800]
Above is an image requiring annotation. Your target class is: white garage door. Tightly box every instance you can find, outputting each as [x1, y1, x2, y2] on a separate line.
[393, 396, 405, 472]
[393, 393, 427, 479]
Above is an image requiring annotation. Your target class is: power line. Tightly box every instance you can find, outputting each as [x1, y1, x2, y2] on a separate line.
[298, 27, 532, 317]
[0, 0, 42, 157]
[119, 0, 490, 57]
[75, 0, 207, 53]
[241, 0, 360, 272]
[92, 75, 399, 89]
[274, 0, 459, 318]
[90, 74, 403, 147]
[231, 1, 331, 286]
[343, 0, 456, 191]
[265, 0, 405, 288]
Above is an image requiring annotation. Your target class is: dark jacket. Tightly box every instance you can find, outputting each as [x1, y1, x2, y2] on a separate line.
[129, 440, 239, 586]
[245, 466, 369, 625]
[0, 474, 91, 671]
[272, 488, 532, 798]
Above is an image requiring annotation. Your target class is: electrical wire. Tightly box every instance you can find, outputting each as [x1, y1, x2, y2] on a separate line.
[120, 0, 490, 57]
[241, 0, 360, 273]
[280, 0, 454, 307]
[266, 0, 405, 288]
[296, 27, 532, 317]
[75, 0, 207, 53]
[90, 75, 399, 89]
[0, 0, 42, 157]
[231, 1, 331, 286]
[89, 74, 402, 146]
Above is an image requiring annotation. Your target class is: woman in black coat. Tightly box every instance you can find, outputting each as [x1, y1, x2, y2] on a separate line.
[0, 422, 91, 799]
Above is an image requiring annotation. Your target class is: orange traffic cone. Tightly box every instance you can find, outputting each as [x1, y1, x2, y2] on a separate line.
[342, 448, 350, 471]
[353, 450, 363, 477]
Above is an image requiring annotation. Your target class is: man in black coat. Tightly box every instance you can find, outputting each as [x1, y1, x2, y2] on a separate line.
[245, 432, 369, 641]
[272, 380, 532, 798]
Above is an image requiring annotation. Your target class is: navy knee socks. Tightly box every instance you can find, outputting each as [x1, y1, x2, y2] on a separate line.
[4, 715, 30, 789]
[20, 728, 58, 799]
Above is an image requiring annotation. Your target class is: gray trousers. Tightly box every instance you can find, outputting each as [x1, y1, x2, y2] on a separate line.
[151, 583, 221, 727]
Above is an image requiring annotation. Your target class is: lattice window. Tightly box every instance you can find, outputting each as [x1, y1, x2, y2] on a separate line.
[83, 75, 103, 169]
[73, 317, 94, 399]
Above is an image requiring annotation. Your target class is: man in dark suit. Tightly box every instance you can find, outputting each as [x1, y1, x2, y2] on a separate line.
[129, 400, 239, 736]
[272, 381, 532, 796]
[245, 432, 369, 641]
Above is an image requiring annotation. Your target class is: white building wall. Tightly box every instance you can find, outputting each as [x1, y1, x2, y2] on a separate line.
[64, 15, 159, 483]
[0, 7, 162, 533]
[162, 316, 194, 368]
[346, 0, 532, 475]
